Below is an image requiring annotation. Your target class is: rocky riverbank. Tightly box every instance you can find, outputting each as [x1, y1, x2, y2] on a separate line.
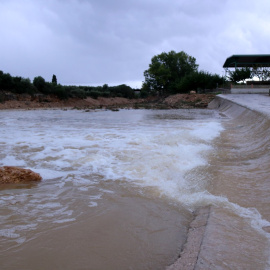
[0, 93, 216, 110]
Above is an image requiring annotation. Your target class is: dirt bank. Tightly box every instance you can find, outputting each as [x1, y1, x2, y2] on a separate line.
[0, 93, 216, 110]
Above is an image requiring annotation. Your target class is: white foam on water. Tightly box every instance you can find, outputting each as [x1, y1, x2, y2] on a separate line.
[88, 201, 98, 207]
[0, 229, 20, 239]
[53, 218, 76, 224]
[0, 223, 37, 241]
[1, 156, 27, 167]
[190, 121, 224, 141]
[36, 202, 62, 210]
[75, 122, 223, 202]
[2, 109, 268, 246]
[32, 168, 68, 180]
[178, 190, 270, 243]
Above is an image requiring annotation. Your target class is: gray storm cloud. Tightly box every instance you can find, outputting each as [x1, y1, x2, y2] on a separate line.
[0, 0, 270, 87]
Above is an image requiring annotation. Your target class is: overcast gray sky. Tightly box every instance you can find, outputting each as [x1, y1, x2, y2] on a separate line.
[1, 0, 270, 88]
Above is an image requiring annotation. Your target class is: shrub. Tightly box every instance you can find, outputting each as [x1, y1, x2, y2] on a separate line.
[0, 72, 13, 90]
[100, 91, 110, 97]
[176, 71, 223, 93]
[140, 90, 149, 98]
[70, 88, 87, 99]
[52, 85, 69, 100]
[13, 77, 34, 94]
[109, 84, 135, 98]
[33, 76, 46, 92]
[88, 90, 101, 99]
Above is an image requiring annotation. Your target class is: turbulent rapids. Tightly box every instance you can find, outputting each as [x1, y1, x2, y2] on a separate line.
[0, 96, 270, 269]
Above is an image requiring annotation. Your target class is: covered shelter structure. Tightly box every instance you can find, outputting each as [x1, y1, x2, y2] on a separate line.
[223, 54, 270, 94]
[223, 54, 270, 69]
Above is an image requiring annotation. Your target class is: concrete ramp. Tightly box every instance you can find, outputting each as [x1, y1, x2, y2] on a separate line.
[167, 94, 270, 269]
[166, 207, 210, 270]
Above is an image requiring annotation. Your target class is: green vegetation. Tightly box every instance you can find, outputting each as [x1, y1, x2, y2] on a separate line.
[0, 71, 34, 94]
[0, 71, 138, 100]
[0, 50, 225, 100]
[142, 50, 223, 95]
[52, 74, 57, 84]
[252, 66, 270, 81]
[177, 71, 223, 93]
[226, 66, 270, 84]
[227, 67, 252, 83]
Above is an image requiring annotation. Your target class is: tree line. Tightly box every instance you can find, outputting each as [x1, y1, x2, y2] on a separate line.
[0, 71, 137, 99]
[0, 50, 226, 100]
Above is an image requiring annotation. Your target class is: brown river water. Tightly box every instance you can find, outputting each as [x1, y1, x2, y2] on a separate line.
[0, 98, 270, 270]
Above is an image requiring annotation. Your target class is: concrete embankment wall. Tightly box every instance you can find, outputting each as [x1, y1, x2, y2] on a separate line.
[166, 207, 211, 270]
[231, 87, 269, 94]
[208, 95, 248, 117]
[209, 94, 270, 120]
[167, 95, 270, 270]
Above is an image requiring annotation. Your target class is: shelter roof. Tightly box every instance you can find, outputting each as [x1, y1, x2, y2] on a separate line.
[223, 54, 270, 68]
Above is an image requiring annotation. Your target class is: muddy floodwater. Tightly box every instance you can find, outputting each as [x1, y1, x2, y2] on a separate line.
[0, 101, 270, 269]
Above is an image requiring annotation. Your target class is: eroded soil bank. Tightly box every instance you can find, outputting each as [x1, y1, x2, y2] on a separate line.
[0, 93, 216, 110]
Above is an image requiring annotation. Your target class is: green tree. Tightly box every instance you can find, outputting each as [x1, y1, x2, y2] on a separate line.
[227, 67, 252, 83]
[13, 77, 33, 94]
[178, 71, 223, 92]
[52, 74, 57, 84]
[110, 84, 135, 98]
[251, 66, 270, 81]
[0, 72, 13, 90]
[143, 51, 198, 95]
[102, 84, 109, 91]
[33, 76, 46, 92]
